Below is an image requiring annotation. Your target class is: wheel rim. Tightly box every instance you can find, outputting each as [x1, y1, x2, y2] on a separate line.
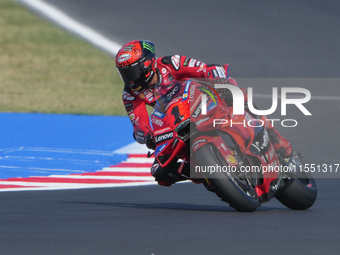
[213, 146, 257, 198]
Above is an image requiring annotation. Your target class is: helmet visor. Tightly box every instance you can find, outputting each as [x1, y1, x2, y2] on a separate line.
[118, 63, 141, 85]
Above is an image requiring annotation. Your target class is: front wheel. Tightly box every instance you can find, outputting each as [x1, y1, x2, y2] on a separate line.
[276, 171, 317, 210]
[194, 144, 259, 212]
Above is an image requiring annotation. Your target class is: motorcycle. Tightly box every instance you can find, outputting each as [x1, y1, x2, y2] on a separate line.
[150, 79, 317, 212]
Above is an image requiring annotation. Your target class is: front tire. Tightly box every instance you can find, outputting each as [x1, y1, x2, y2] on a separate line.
[276, 171, 317, 210]
[194, 144, 259, 212]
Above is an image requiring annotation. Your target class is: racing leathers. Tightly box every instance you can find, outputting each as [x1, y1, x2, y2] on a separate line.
[122, 55, 239, 185]
[122, 55, 292, 186]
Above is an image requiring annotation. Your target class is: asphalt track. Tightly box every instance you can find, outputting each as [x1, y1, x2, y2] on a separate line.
[2, 0, 340, 254]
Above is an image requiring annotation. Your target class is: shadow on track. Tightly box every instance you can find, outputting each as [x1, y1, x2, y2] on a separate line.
[64, 201, 288, 213]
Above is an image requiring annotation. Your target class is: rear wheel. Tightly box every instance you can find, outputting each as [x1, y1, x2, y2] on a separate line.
[194, 144, 259, 212]
[276, 171, 317, 210]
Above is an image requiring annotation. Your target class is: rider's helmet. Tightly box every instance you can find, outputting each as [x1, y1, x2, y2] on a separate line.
[116, 40, 156, 92]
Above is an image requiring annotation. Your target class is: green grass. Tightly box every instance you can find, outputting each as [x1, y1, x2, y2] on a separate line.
[0, 0, 126, 115]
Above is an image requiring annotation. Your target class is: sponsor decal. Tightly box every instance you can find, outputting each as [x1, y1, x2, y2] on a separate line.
[122, 91, 135, 101]
[166, 74, 175, 83]
[127, 109, 133, 115]
[129, 113, 135, 122]
[175, 119, 189, 131]
[136, 130, 145, 137]
[193, 139, 207, 146]
[155, 131, 174, 143]
[117, 53, 131, 63]
[195, 61, 201, 67]
[189, 84, 197, 102]
[135, 130, 145, 143]
[182, 80, 191, 101]
[212, 69, 219, 78]
[154, 127, 172, 135]
[151, 109, 165, 119]
[139, 94, 145, 99]
[123, 45, 134, 52]
[161, 68, 168, 74]
[192, 138, 207, 150]
[142, 41, 155, 54]
[146, 92, 154, 101]
[207, 101, 217, 112]
[183, 57, 190, 66]
[124, 102, 133, 110]
[171, 55, 180, 70]
[165, 83, 180, 102]
[192, 104, 202, 118]
[226, 155, 238, 166]
[184, 80, 191, 94]
[189, 59, 197, 67]
[196, 117, 210, 126]
[155, 143, 168, 156]
[216, 66, 226, 78]
[151, 116, 164, 127]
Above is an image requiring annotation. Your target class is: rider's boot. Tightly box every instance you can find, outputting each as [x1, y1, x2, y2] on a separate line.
[151, 159, 188, 187]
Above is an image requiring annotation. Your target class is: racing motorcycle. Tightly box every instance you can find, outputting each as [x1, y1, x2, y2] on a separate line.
[150, 79, 317, 212]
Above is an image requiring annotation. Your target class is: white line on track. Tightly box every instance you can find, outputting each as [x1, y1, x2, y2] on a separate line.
[123, 157, 155, 163]
[48, 175, 154, 181]
[99, 167, 150, 173]
[16, 0, 340, 102]
[2, 156, 111, 164]
[0, 165, 84, 173]
[0, 181, 158, 192]
[17, 0, 121, 56]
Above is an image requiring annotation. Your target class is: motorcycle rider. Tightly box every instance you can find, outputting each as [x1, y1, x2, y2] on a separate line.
[116, 40, 293, 186]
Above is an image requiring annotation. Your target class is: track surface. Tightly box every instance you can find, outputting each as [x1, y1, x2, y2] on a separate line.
[3, 0, 340, 254]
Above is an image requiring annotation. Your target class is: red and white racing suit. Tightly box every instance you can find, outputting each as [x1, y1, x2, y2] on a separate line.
[122, 55, 240, 185]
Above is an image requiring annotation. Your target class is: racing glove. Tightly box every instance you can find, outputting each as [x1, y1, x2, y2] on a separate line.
[145, 133, 156, 150]
[133, 126, 156, 150]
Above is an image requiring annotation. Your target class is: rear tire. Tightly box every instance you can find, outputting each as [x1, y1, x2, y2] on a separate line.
[276, 171, 317, 210]
[194, 144, 259, 212]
